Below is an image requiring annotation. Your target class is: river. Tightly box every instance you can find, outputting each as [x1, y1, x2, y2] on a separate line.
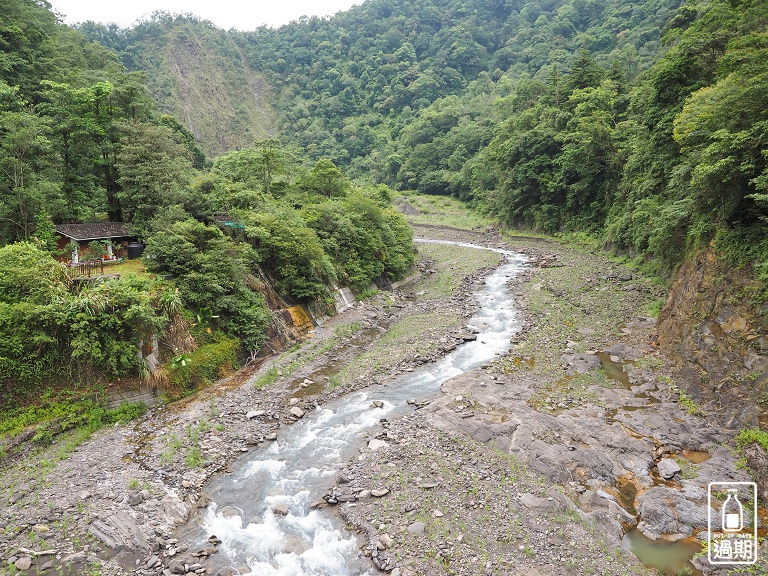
[175, 240, 528, 575]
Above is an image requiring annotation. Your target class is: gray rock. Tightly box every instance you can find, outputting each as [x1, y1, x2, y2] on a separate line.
[595, 489, 618, 503]
[368, 439, 388, 451]
[15, 557, 32, 571]
[601, 343, 646, 361]
[272, 505, 289, 516]
[560, 352, 601, 374]
[290, 406, 305, 418]
[583, 509, 625, 544]
[128, 491, 144, 506]
[371, 488, 390, 497]
[168, 559, 186, 574]
[378, 534, 394, 549]
[637, 486, 711, 539]
[146, 555, 160, 568]
[407, 521, 425, 535]
[88, 511, 150, 552]
[657, 458, 681, 480]
[61, 552, 86, 564]
[246, 410, 265, 419]
[520, 493, 556, 511]
[219, 506, 241, 518]
[680, 480, 706, 500]
[372, 400, 385, 408]
[159, 492, 190, 526]
[473, 426, 494, 443]
[265, 432, 278, 441]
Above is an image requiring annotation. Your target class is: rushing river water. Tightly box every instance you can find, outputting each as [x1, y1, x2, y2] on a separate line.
[176, 240, 528, 575]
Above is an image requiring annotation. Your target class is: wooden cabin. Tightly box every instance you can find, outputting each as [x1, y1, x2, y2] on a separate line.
[55, 223, 136, 263]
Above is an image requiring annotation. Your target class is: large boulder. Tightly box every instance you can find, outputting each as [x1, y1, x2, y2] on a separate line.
[636, 486, 711, 540]
[657, 458, 681, 480]
[88, 511, 150, 552]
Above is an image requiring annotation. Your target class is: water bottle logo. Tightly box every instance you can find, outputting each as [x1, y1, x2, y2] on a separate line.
[722, 488, 744, 533]
[708, 482, 758, 565]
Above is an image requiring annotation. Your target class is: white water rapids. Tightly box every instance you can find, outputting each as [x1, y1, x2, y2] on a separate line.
[177, 240, 527, 575]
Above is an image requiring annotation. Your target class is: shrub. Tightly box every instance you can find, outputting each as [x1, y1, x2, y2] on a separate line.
[0, 246, 173, 393]
[736, 428, 768, 453]
[144, 219, 272, 352]
[304, 193, 416, 291]
[242, 207, 336, 301]
[167, 336, 239, 395]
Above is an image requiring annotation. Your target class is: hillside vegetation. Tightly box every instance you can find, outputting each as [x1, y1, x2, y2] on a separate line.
[81, 15, 277, 158]
[86, 0, 768, 279]
[0, 0, 415, 417]
[87, 0, 683, 177]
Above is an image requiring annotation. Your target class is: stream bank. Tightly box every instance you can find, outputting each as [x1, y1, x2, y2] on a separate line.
[335, 225, 768, 576]
[0, 233, 510, 576]
[1, 225, 766, 576]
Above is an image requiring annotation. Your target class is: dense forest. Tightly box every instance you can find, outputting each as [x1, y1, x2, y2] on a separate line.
[1, 0, 767, 407]
[0, 0, 415, 409]
[83, 0, 768, 277]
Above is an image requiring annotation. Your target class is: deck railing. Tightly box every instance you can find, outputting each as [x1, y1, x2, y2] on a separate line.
[74, 259, 104, 278]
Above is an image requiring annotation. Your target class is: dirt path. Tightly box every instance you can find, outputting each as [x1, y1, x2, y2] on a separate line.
[1, 224, 765, 576]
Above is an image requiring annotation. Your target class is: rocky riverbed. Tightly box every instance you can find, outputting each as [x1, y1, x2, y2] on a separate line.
[1, 225, 766, 576]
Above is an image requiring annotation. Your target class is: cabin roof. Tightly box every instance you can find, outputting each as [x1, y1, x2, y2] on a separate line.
[55, 223, 133, 241]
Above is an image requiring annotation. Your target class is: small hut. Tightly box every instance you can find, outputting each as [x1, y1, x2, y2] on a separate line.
[55, 223, 136, 263]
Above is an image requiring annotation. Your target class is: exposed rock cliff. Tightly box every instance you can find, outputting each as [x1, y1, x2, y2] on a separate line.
[658, 242, 768, 425]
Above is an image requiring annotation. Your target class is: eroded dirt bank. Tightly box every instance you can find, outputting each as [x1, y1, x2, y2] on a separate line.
[1, 225, 766, 576]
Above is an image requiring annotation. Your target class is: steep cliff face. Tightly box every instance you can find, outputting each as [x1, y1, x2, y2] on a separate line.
[128, 20, 277, 158]
[658, 242, 768, 420]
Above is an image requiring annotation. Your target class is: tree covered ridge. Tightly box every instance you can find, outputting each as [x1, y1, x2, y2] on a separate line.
[82, 0, 682, 172]
[84, 0, 768, 278]
[474, 0, 768, 274]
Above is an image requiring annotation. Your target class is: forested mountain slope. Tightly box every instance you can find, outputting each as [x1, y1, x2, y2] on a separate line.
[84, 0, 682, 171]
[0, 0, 416, 409]
[87, 0, 768, 275]
[81, 15, 277, 158]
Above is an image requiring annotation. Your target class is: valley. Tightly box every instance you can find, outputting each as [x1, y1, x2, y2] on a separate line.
[2, 207, 765, 575]
[1, 0, 768, 574]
